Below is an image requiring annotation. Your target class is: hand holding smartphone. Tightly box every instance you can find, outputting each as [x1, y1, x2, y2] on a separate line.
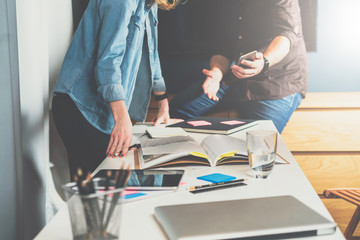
[237, 50, 258, 66]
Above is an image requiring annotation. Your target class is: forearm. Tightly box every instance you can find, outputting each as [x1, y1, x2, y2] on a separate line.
[209, 55, 231, 82]
[153, 91, 169, 111]
[109, 100, 131, 123]
[154, 90, 166, 96]
[156, 98, 169, 111]
[152, 91, 170, 125]
[264, 36, 291, 68]
[107, 100, 133, 157]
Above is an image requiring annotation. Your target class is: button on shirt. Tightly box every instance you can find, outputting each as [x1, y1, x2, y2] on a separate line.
[214, 0, 308, 101]
[54, 0, 165, 134]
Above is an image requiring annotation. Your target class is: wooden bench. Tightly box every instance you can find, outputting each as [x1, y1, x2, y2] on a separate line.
[324, 188, 360, 239]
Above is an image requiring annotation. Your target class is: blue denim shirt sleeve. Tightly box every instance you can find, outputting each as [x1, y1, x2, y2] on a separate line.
[150, 6, 166, 93]
[152, 52, 166, 92]
[95, 0, 135, 103]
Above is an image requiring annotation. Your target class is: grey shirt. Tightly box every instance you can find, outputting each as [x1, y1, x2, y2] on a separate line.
[215, 0, 308, 100]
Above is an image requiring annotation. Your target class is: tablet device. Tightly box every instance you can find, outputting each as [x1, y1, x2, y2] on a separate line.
[93, 169, 184, 190]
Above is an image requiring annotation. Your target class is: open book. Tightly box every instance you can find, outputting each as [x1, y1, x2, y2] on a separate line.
[138, 134, 249, 169]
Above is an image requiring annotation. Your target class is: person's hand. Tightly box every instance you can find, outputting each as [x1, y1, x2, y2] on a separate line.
[107, 101, 133, 158]
[106, 117, 133, 158]
[231, 52, 265, 79]
[202, 68, 223, 101]
[153, 98, 170, 126]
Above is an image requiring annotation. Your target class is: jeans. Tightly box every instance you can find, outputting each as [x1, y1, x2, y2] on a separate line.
[52, 93, 110, 180]
[169, 80, 302, 134]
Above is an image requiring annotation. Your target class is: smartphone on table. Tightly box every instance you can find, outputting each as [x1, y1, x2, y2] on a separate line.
[237, 50, 258, 67]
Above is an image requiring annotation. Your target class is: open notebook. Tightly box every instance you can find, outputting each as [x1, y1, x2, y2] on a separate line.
[167, 117, 257, 135]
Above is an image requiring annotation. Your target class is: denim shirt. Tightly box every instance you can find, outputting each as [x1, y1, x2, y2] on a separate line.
[54, 0, 166, 134]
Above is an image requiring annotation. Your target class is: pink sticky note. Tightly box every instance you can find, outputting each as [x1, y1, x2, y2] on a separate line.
[220, 120, 245, 125]
[187, 120, 212, 127]
[98, 189, 139, 198]
[123, 190, 139, 196]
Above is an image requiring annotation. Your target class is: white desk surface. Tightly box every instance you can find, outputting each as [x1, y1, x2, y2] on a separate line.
[35, 120, 345, 240]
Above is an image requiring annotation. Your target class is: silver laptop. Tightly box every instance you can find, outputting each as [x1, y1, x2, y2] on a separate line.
[154, 195, 336, 240]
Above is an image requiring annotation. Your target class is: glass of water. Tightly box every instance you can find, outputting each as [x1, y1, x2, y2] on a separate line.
[246, 130, 278, 179]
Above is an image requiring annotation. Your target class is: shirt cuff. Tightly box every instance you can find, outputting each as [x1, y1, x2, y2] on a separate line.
[97, 84, 125, 103]
[152, 77, 166, 92]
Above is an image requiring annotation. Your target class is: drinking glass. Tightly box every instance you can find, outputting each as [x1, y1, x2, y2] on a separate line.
[246, 130, 277, 179]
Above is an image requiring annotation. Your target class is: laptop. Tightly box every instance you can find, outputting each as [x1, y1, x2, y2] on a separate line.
[154, 195, 337, 240]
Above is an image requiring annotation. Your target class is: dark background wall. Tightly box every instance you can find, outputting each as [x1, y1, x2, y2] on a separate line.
[158, 0, 360, 93]
[71, 0, 360, 94]
[158, 0, 319, 93]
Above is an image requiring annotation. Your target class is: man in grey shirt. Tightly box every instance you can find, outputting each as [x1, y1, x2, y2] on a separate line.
[170, 0, 308, 133]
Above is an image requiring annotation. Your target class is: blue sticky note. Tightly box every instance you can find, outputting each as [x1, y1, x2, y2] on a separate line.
[124, 192, 147, 200]
[197, 173, 236, 183]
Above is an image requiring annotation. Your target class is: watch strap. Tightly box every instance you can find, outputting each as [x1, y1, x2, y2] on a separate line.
[261, 56, 269, 74]
[154, 92, 168, 101]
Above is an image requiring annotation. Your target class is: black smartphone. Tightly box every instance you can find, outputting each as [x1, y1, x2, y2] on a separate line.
[93, 169, 184, 190]
[237, 50, 258, 66]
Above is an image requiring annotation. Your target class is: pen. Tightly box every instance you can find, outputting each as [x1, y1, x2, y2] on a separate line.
[190, 182, 247, 194]
[189, 179, 246, 192]
[131, 143, 141, 149]
[114, 144, 141, 157]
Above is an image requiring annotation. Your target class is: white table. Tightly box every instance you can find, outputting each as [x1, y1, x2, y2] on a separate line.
[35, 120, 345, 239]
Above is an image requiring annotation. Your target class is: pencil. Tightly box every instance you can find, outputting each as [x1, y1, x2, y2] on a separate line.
[86, 173, 102, 234]
[103, 165, 130, 230]
[100, 170, 112, 226]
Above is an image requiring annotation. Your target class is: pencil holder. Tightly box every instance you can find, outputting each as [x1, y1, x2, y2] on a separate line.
[62, 178, 124, 240]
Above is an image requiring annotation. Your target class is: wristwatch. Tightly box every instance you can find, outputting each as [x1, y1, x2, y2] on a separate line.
[261, 56, 269, 74]
[154, 92, 168, 101]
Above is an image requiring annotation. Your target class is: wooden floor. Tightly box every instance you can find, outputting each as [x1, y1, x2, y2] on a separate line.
[295, 154, 360, 237]
[282, 92, 360, 239]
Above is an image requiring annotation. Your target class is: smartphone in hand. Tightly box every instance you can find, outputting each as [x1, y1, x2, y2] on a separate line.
[237, 50, 258, 67]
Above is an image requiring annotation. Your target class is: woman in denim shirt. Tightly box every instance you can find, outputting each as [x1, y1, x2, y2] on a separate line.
[52, 0, 178, 178]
